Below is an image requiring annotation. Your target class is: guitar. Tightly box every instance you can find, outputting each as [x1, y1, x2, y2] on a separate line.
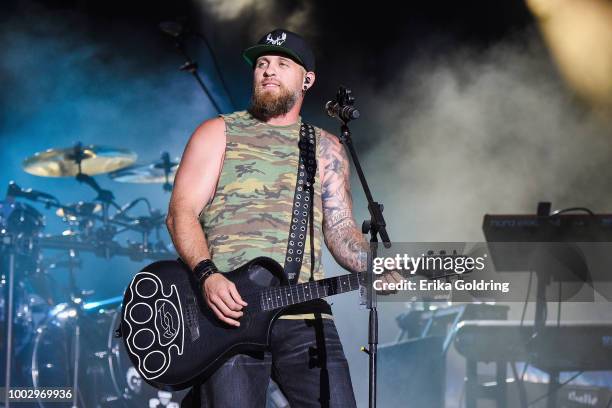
[118, 255, 464, 390]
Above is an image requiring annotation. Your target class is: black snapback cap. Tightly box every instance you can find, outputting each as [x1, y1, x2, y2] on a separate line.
[242, 28, 315, 72]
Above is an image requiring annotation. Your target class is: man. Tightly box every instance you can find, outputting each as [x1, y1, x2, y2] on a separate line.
[166, 28, 400, 407]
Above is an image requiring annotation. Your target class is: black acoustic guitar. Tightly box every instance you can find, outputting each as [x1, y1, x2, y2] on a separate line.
[118, 256, 461, 390]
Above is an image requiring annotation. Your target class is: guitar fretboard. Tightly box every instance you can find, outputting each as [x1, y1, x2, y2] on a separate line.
[256, 272, 364, 312]
[244, 256, 466, 313]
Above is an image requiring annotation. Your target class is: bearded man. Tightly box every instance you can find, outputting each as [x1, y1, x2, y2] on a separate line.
[166, 28, 400, 407]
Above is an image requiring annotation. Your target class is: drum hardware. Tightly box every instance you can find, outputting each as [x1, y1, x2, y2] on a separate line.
[2, 249, 15, 408]
[40, 254, 84, 303]
[109, 151, 179, 192]
[5, 143, 182, 407]
[56, 201, 102, 220]
[43, 254, 83, 273]
[7, 180, 170, 261]
[37, 235, 171, 262]
[32, 297, 188, 407]
[55, 202, 101, 245]
[123, 211, 166, 254]
[2, 203, 169, 407]
[73, 171, 121, 231]
[62, 248, 87, 408]
[30, 245, 93, 407]
[31, 300, 87, 408]
[110, 200, 168, 257]
[7, 182, 116, 236]
[0, 196, 46, 238]
[1, 197, 49, 406]
[159, 151, 178, 192]
[22, 142, 138, 230]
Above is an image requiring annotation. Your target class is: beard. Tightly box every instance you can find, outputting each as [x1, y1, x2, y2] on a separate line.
[248, 82, 300, 122]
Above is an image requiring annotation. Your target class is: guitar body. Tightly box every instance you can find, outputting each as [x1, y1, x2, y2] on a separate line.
[120, 256, 287, 390]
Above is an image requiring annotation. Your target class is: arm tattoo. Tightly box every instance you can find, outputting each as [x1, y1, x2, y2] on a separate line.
[320, 131, 368, 273]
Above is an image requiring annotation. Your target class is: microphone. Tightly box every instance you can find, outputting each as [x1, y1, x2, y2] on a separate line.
[159, 21, 184, 38]
[6, 181, 56, 202]
[325, 100, 360, 122]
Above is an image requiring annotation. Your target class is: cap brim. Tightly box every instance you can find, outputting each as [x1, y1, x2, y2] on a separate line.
[242, 45, 306, 70]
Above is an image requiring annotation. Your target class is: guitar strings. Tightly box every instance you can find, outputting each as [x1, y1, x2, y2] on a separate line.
[237, 274, 363, 312]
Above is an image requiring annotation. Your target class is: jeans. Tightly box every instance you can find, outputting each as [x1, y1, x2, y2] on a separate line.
[181, 317, 357, 408]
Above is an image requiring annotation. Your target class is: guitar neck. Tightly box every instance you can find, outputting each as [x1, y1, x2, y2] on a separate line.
[257, 272, 364, 312]
[254, 255, 465, 312]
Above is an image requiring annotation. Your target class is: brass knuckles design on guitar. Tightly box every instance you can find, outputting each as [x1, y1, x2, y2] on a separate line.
[123, 272, 185, 380]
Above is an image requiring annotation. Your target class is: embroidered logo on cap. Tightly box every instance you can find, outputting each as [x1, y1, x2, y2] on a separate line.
[265, 32, 287, 46]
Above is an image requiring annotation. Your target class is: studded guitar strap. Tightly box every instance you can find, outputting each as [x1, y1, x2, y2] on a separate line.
[283, 122, 317, 285]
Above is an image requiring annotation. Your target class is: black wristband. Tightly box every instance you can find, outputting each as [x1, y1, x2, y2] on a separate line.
[193, 259, 218, 284]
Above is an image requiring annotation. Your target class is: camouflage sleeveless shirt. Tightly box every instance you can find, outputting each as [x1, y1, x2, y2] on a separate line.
[199, 110, 326, 298]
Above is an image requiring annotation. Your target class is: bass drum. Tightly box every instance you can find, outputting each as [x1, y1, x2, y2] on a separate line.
[32, 300, 188, 408]
[106, 302, 188, 407]
[0, 275, 49, 356]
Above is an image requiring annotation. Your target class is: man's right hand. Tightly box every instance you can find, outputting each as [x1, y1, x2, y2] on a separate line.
[202, 273, 248, 327]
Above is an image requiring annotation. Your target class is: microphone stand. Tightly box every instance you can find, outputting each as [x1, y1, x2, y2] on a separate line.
[171, 34, 223, 114]
[330, 102, 391, 408]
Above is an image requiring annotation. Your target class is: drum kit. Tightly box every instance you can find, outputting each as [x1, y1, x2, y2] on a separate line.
[1, 143, 187, 407]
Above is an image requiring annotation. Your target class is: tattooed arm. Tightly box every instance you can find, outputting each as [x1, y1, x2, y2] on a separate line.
[319, 130, 369, 273]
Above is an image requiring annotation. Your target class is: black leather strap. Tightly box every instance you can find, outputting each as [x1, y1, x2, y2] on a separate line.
[284, 122, 316, 284]
[192, 259, 218, 285]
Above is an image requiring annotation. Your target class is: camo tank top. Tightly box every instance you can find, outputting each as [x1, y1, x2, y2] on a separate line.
[199, 110, 325, 286]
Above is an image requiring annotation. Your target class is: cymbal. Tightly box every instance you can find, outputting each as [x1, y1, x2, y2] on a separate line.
[23, 144, 137, 177]
[109, 157, 179, 184]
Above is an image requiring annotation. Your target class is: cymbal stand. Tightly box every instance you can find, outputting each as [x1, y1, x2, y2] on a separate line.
[159, 152, 174, 192]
